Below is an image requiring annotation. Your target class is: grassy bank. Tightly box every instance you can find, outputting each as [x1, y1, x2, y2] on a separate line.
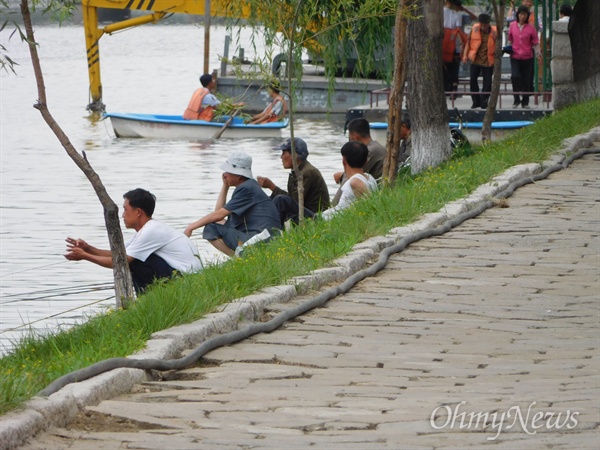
[1, 98, 599, 416]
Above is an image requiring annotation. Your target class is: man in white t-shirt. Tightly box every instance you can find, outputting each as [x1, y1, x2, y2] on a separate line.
[65, 188, 202, 293]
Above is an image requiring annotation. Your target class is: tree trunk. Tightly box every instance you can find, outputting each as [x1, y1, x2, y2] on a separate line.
[482, 0, 506, 143]
[406, 0, 451, 174]
[20, 0, 134, 308]
[288, 0, 305, 222]
[382, 0, 409, 185]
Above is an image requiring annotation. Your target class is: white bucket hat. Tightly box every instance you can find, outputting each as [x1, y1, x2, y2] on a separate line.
[220, 151, 253, 179]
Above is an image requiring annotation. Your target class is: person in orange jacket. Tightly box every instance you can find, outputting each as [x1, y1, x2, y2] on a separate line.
[442, 0, 476, 94]
[462, 13, 497, 109]
[247, 83, 287, 124]
[183, 74, 221, 121]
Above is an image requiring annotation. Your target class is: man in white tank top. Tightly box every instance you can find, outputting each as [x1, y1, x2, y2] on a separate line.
[321, 141, 378, 221]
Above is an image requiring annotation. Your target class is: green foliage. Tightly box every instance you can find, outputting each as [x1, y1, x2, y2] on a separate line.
[1, 98, 599, 416]
[1, 0, 78, 72]
[221, 0, 397, 81]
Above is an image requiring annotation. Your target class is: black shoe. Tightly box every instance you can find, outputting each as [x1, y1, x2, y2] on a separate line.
[471, 104, 480, 109]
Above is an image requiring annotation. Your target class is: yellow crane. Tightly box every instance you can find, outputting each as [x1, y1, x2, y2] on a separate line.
[82, 0, 252, 111]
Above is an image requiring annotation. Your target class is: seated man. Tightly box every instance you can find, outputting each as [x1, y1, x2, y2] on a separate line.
[65, 188, 202, 294]
[183, 73, 220, 121]
[321, 141, 378, 221]
[258, 137, 330, 226]
[398, 114, 412, 165]
[332, 117, 385, 205]
[184, 151, 282, 256]
[248, 83, 287, 124]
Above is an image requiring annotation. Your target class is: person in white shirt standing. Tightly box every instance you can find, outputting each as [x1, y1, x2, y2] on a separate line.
[65, 188, 202, 294]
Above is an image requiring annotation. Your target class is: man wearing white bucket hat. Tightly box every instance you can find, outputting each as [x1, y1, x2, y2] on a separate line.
[184, 151, 282, 256]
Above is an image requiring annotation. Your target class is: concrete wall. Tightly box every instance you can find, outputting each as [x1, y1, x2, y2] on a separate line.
[551, 21, 576, 110]
[552, 17, 600, 110]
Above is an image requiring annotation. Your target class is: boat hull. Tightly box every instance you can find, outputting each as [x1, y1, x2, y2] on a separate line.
[104, 113, 289, 139]
[369, 121, 534, 144]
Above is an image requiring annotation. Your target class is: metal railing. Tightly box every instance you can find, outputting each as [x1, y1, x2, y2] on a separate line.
[369, 87, 553, 110]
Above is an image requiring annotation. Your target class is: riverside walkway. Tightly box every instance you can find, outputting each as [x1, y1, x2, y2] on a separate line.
[17, 147, 600, 448]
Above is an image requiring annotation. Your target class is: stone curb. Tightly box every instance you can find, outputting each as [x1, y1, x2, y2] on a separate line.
[1, 126, 599, 450]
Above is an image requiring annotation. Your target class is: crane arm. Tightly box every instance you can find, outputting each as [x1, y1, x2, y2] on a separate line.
[82, 0, 252, 111]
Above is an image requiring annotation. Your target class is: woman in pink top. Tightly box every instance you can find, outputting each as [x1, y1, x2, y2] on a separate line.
[507, 5, 540, 108]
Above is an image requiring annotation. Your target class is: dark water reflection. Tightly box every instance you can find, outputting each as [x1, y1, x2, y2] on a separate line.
[0, 24, 349, 354]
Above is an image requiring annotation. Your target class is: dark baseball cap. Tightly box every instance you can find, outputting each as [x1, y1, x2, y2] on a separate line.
[274, 138, 309, 160]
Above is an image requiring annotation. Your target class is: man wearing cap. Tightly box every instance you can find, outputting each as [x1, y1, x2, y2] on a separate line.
[183, 73, 221, 121]
[462, 13, 497, 109]
[184, 151, 282, 256]
[257, 137, 330, 226]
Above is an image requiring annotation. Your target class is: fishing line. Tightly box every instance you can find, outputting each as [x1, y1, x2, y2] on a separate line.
[1, 281, 114, 299]
[0, 294, 115, 335]
[1, 260, 69, 278]
[0, 283, 115, 305]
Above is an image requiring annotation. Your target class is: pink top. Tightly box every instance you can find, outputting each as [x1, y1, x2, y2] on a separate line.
[508, 21, 539, 61]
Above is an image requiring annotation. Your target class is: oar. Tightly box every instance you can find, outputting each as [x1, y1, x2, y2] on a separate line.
[212, 109, 241, 140]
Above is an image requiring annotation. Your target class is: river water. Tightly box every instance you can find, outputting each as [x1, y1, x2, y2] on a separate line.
[0, 22, 349, 355]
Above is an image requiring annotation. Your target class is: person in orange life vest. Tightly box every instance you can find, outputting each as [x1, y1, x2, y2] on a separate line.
[247, 84, 287, 124]
[183, 73, 221, 121]
[442, 0, 471, 93]
[462, 13, 497, 109]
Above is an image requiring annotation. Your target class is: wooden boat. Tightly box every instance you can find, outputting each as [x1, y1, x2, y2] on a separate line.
[104, 113, 289, 139]
[369, 120, 534, 143]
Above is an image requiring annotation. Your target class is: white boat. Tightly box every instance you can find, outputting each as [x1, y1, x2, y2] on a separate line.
[369, 120, 534, 143]
[104, 113, 289, 139]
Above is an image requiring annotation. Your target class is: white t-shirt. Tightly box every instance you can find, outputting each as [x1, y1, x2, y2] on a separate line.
[126, 220, 202, 273]
[444, 6, 463, 29]
[321, 173, 378, 221]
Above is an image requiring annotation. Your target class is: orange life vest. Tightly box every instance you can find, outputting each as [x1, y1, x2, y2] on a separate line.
[265, 96, 287, 123]
[253, 95, 287, 124]
[183, 88, 215, 121]
[464, 24, 497, 66]
[442, 27, 467, 63]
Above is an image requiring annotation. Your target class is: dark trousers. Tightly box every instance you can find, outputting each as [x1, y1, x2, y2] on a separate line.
[272, 195, 315, 226]
[443, 57, 461, 92]
[469, 64, 494, 108]
[129, 253, 177, 294]
[510, 57, 534, 106]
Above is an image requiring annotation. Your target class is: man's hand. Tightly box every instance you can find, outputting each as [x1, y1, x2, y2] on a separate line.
[66, 237, 90, 252]
[257, 176, 275, 191]
[184, 226, 194, 238]
[333, 171, 343, 184]
[64, 246, 87, 261]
